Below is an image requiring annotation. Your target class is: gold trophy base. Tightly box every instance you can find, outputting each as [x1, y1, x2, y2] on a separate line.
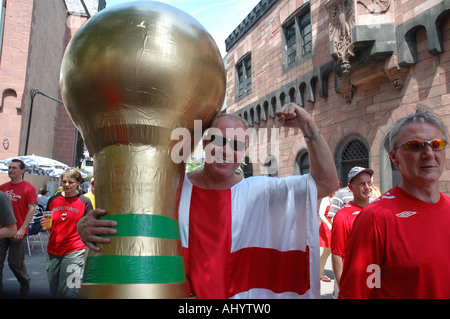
[79, 282, 190, 299]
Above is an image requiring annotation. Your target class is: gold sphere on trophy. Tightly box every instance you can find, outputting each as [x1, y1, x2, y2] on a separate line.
[60, 1, 225, 298]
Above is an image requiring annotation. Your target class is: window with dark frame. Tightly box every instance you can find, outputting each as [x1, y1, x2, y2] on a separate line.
[282, 4, 312, 69]
[236, 54, 252, 99]
[285, 22, 296, 64]
[0, 0, 6, 60]
[237, 64, 244, 97]
[299, 11, 312, 55]
[245, 58, 251, 92]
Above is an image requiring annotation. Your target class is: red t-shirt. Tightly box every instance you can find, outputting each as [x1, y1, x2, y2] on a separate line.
[0, 181, 37, 231]
[331, 201, 363, 257]
[339, 187, 450, 299]
[46, 192, 92, 257]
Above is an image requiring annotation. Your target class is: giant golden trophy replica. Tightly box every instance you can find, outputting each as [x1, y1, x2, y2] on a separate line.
[60, 1, 225, 298]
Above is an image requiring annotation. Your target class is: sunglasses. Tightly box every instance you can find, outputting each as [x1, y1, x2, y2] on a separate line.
[394, 139, 447, 151]
[207, 134, 246, 152]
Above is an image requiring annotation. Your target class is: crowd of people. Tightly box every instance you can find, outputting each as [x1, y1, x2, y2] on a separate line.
[0, 103, 449, 299]
[318, 106, 450, 299]
[318, 166, 380, 297]
[0, 160, 94, 298]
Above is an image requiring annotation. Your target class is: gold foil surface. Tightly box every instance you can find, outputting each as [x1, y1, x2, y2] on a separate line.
[80, 282, 190, 299]
[90, 237, 182, 257]
[60, 1, 225, 298]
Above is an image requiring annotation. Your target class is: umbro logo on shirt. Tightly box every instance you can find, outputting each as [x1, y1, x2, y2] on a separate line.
[396, 211, 417, 218]
[382, 192, 396, 199]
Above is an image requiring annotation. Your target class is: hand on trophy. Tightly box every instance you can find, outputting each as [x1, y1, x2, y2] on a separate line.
[78, 209, 117, 252]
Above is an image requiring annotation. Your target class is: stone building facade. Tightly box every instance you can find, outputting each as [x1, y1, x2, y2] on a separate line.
[225, 0, 450, 194]
[0, 0, 105, 186]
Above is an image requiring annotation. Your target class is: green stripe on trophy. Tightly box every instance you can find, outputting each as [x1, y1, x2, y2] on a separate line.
[99, 214, 180, 239]
[83, 255, 186, 284]
[83, 214, 185, 285]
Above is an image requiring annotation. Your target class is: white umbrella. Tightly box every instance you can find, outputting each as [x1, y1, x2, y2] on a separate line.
[0, 155, 69, 177]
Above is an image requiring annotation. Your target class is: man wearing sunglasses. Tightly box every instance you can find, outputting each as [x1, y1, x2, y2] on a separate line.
[339, 107, 450, 299]
[78, 102, 340, 299]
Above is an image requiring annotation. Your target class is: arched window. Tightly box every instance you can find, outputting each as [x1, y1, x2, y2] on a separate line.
[263, 101, 269, 121]
[299, 83, 306, 107]
[279, 92, 286, 107]
[256, 105, 262, 123]
[264, 155, 278, 177]
[289, 87, 296, 103]
[294, 150, 309, 175]
[299, 152, 309, 175]
[340, 139, 369, 185]
[244, 111, 252, 126]
[1, 88, 17, 113]
[380, 134, 401, 192]
[270, 97, 277, 118]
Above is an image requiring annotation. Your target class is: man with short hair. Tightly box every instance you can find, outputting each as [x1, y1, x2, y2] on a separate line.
[0, 159, 37, 296]
[339, 107, 450, 299]
[331, 167, 374, 288]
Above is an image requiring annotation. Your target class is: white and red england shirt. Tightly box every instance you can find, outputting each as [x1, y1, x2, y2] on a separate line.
[178, 173, 319, 299]
[339, 186, 450, 299]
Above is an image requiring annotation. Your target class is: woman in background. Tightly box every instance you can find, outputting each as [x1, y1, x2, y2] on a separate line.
[42, 168, 93, 298]
[318, 193, 333, 282]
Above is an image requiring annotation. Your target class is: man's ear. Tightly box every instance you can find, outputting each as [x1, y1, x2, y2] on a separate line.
[347, 182, 353, 193]
[389, 149, 399, 167]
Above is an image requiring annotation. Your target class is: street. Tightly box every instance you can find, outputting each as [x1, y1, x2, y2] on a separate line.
[2, 231, 51, 298]
[319, 247, 335, 299]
